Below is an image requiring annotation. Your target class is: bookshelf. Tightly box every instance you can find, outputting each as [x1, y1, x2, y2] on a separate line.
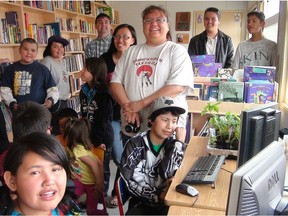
[187, 100, 260, 136]
[0, 0, 119, 111]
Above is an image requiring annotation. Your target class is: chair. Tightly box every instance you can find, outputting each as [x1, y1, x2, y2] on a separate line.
[115, 177, 130, 216]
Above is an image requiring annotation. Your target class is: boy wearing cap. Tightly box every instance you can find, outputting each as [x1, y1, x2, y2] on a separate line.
[0, 38, 59, 112]
[40, 35, 70, 135]
[120, 96, 187, 215]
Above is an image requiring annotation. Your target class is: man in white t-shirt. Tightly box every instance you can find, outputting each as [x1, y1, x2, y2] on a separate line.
[233, 11, 277, 69]
[110, 5, 194, 141]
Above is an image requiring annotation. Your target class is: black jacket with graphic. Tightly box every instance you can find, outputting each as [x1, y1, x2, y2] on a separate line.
[80, 84, 114, 148]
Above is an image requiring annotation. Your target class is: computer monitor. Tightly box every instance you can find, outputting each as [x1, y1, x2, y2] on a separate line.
[226, 140, 288, 215]
[237, 102, 281, 168]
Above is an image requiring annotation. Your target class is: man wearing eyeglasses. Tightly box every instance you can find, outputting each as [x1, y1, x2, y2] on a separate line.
[110, 5, 193, 146]
[85, 13, 112, 58]
[188, 7, 234, 68]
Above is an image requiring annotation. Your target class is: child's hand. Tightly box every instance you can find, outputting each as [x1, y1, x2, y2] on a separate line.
[93, 183, 104, 198]
[99, 144, 106, 151]
[43, 99, 53, 109]
[175, 127, 186, 143]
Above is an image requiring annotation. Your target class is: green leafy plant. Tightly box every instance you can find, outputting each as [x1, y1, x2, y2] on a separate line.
[201, 102, 240, 150]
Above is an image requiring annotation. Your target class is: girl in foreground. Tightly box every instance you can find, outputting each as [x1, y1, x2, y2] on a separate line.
[0, 132, 73, 215]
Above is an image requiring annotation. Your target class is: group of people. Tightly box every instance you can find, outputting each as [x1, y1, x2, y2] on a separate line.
[0, 4, 278, 216]
[189, 7, 277, 69]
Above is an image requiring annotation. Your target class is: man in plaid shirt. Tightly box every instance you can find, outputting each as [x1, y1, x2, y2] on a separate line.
[85, 13, 112, 58]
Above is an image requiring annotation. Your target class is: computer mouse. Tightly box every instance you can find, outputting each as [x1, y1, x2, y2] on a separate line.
[176, 183, 199, 197]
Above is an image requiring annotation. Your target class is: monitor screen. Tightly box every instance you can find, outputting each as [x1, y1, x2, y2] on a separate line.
[226, 141, 287, 215]
[237, 102, 281, 168]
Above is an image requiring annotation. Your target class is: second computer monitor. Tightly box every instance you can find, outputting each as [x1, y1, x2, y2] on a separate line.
[237, 102, 281, 168]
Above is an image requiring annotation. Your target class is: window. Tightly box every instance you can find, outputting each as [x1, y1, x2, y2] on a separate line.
[263, 0, 279, 42]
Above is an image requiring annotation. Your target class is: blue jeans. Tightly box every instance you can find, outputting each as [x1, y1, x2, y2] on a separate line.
[105, 120, 124, 197]
[111, 120, 123, 166]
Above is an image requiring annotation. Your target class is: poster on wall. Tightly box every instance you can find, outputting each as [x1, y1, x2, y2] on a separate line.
[177, 33, 189, 44]
[176, 12, 191, 31]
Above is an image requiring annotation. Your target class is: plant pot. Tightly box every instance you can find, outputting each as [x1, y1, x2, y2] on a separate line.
[207, 139, 238, 159]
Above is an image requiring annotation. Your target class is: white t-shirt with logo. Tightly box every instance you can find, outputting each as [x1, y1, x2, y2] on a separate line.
[111, 41, 194, 134]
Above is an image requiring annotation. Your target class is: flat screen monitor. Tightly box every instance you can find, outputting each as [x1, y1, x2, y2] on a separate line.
[237, 102, 281, 168]
[226, 141, 288, 215]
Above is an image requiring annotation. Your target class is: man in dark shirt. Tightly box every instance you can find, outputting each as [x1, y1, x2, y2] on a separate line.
[188, 7, 234, 68]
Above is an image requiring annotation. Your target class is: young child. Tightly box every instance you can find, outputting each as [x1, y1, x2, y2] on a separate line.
[0, 132, 71, 215]
[55, 107, 79, 148]
[120, 96, 187, 215]
[80, 57, 114, 197]
[0, 38, 59, 112]
[40, 35, 70, 135]
[64, 117, 107, 215]
[0, 101, 52, 184]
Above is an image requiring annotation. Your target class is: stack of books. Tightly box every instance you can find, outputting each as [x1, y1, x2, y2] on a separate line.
[243, 66, 276, 104]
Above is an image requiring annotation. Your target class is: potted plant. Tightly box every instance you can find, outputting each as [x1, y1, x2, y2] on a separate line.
[201, 102, 240, 157]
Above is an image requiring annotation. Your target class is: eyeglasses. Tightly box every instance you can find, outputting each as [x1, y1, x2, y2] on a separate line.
[143, 18, 167, 24]
[113, 35, 131, 40]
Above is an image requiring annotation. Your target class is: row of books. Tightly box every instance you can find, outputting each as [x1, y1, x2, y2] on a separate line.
[81, 37, 93, 51]
[54, 0, 75, 12]
[65, 54, 84, 73]
[79, 19, 95, 34]
[96, 6, 119, 25]
[77, 1, 93, 15]
[56, 17, 96, 35]
[23, 0, 53, 11]
[189, 80, 277, 104]
[57, 17, 76, 32]
[67, 95, 80, 113]
[69, 75, 83, 96]
[0, 11, 21, 44]
[65, 38, 82, 52]
[189, 66, 277, 104]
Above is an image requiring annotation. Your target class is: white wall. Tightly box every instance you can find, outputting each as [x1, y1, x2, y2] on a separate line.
[109, 1, 248, 48]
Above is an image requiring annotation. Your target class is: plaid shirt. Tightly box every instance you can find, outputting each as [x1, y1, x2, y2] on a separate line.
[84, 35, 112, 58]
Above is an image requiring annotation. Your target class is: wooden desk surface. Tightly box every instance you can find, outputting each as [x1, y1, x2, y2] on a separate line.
[168, 205, 225, 216]
[165, 136, 236, 212]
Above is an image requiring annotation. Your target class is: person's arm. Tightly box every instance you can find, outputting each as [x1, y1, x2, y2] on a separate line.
[120, 137, 160, 204]
[0, 64, 17, 109]
[42, 65, 59, 108]
[110, 82, 130, 106]
[188, 36, 197, 56]
[224, 37, 234, 68]
[0, 58, 11, 64]
[79, 155, 104, 196]
[122, 85, 185, 114]
[233, 44, 242, 69]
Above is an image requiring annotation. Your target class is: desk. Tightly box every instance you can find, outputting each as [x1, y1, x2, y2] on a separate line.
[168, 205, 225, 216]
[165, 136, 236, 212]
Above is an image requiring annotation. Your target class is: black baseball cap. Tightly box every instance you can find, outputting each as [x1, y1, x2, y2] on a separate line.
[48, 35, 69, 47]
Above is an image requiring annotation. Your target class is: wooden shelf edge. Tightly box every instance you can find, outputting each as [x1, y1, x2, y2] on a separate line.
[187, 100, 261, 115]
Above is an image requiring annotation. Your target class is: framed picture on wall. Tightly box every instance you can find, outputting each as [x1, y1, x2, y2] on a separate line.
[176, 12, 191, 31]
[177, 33, 189, 44]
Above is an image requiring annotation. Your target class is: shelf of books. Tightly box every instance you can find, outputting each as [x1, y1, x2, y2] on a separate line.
[187, 55, 278, 137]
[0, 0, 119, 60]
[0, 0, 119, 113]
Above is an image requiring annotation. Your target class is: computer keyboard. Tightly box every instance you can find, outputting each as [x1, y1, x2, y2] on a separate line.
[182, 155, 226, 185]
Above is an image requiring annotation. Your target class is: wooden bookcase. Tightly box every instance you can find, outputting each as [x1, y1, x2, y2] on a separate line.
[0, 0, 119, 106]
